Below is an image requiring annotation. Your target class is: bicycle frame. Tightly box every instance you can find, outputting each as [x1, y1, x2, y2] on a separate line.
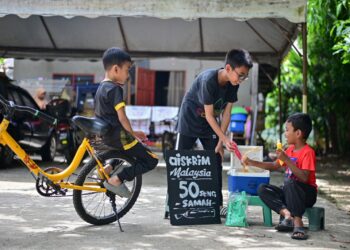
[0, 118, 107, 192]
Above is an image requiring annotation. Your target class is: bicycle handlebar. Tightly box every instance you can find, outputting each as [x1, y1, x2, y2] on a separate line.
[0, 95, 57, 126]
[18, 105, 57, 125]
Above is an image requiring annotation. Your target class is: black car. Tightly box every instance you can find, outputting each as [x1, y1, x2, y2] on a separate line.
[0, 73, 57, 167]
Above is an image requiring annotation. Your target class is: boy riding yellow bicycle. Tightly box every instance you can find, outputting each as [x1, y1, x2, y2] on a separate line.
[0, 47, 158, 230]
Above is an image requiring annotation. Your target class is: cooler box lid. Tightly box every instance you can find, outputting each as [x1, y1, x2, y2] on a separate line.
[228, 169, 270, 177]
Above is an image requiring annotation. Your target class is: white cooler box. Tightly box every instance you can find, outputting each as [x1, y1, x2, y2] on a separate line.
[228, 146, 270, 195]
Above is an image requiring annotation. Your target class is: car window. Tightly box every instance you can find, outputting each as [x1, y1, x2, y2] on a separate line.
[8, 88, 38, 109]
[7, 88, 38, 120]
[7, 90, 26, 120]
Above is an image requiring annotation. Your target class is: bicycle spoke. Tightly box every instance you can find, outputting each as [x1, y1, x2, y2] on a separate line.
[89, 194, 104, 218]
[82, 181, 113, 219]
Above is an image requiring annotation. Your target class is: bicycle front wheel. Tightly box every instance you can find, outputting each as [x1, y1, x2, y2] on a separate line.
[73, 151, 142, 225]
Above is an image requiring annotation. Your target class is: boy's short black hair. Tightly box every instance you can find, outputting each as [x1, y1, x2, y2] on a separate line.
[102, 47, 132, 70]
[286, 113, 313, 140]
[225, 49, 253, 69]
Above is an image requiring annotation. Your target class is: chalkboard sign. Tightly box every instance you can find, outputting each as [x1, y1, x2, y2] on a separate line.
[165, 150, 221, 225]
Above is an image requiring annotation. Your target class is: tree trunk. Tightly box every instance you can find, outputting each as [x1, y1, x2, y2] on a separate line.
[328, 113, 339, 154]
[324, 119, 330, 154]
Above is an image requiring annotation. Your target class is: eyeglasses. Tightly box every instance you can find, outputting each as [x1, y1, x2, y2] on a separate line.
[233, 68, 249, 82]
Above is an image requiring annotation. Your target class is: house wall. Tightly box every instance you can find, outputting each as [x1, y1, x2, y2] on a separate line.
[13, 59, 105, 83]
[149, 58, 254, 108]
[13, 57, 255, 108]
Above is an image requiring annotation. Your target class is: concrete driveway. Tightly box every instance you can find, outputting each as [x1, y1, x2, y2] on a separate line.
[0, 158, 349, 250]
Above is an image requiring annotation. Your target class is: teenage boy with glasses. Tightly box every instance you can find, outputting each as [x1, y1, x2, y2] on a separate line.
[175, 49, 253, 217]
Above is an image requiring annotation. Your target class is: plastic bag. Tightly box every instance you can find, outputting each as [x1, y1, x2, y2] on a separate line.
[225, 191, 249, 227]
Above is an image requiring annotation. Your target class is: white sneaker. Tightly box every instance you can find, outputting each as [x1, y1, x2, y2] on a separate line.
[103, 181, 132, 198]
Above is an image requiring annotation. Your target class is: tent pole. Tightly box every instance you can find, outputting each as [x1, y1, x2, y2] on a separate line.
[302, 22, 308, 113]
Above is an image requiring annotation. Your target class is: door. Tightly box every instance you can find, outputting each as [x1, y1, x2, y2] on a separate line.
[136, 67, 156, 105]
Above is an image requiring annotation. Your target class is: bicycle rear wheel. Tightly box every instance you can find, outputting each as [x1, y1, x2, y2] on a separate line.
[73, 151, 142, 225]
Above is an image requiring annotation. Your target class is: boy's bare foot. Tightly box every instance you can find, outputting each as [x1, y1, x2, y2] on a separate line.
[275, 208, 294, 231]
[291, 217, 308, 240]
[293, 216, 304, 229]
[280, 208, 292, 220]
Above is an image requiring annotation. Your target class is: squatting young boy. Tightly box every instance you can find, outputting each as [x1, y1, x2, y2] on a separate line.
[243, 113, 317, 240]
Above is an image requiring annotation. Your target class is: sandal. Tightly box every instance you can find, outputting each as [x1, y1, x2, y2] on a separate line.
[220, 206, 227, 218]
[291, 227, 308, 240]
[275, 218, 294, 232]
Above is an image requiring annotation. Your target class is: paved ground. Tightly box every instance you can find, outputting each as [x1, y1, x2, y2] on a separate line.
[0, 156, 349, 250]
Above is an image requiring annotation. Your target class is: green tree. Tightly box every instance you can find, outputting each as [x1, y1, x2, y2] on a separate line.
[331, 1, 350, 64]
[265, 49, 303, 131]
[265, 0, 350, 155]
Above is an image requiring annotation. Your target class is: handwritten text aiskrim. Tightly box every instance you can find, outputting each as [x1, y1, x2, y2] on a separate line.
[169, 167, 212, 179]
[168, 153, 211, 167]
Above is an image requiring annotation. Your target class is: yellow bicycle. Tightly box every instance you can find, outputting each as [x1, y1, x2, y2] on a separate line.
[0, 95, 142, 228]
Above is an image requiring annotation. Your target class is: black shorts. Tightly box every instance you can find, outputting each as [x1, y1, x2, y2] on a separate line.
[103, 127, 137, 150]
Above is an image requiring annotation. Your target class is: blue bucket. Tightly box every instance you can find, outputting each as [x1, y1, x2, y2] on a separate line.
[230, 121, 245, 133]
[230, 113, 247, 133]
[230, 113, 247, 122]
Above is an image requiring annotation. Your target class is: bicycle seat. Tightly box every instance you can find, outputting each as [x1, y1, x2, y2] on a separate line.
[72, 116, 111, 136]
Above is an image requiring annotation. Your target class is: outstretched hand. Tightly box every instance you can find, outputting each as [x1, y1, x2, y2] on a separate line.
[276, 149, 288, 162]
[242, 155, 250, 166]
[223, 137, 237, 152]
[223, 137, 242, 160]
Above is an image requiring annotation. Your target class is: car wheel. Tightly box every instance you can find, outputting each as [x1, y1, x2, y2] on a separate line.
[40, 134, 57, 162]
[0, 145, 14, 168]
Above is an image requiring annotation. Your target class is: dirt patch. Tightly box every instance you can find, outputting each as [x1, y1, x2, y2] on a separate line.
[316, 156, 350, 214]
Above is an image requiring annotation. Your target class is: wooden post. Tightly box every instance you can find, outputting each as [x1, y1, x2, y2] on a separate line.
[302, 22, 308, 113]
[278, 62, 282, 142]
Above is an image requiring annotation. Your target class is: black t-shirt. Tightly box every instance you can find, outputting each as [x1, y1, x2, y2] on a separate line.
[176, 68, 239, 138]
[94, 81, 124, 128]
[94, 81, 135, 148]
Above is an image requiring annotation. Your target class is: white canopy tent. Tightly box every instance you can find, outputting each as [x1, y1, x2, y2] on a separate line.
[0, 0, 306, 21]
[0, 0, 308, 139]
[0, 0, 306, 66]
